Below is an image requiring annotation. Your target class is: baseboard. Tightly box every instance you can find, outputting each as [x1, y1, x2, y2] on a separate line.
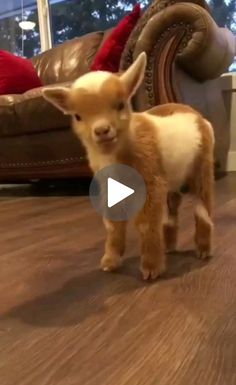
[227, 151, 236, 171]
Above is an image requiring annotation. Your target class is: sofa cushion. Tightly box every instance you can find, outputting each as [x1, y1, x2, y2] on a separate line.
[0, 84, 71, 138]
[0, 50, 42, 95]
[31, 31, 104, 85]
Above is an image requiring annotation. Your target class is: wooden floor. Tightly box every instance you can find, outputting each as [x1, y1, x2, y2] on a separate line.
[0, 174, 236, 385]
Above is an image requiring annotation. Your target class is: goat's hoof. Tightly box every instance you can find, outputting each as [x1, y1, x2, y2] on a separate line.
[196, 247, 212, 260]
[100, 254, 122, 272]
[140, 259, 166, 281]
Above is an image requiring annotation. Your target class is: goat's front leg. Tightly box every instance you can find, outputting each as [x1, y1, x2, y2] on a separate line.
[136, 178, 167, 280]
[101, 219, 127, 272]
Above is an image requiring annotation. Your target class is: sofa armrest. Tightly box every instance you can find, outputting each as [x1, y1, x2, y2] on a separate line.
[139, 3, 233, 79]
[121, 2, 235, 109]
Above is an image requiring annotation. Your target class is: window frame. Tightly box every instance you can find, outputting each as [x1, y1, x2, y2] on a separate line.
[37, 0, 52, 51]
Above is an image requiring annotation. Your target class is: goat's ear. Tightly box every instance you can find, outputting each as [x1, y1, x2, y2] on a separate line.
[43, 87, 72, 114]
[120, 52, 147, 100]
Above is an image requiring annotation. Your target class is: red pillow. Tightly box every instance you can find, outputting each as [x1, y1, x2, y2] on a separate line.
[0, 50, 42, 95]
[91, 4, 141, 73]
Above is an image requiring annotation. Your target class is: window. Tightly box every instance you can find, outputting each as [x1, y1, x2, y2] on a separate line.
[208, 0, 236, 71]
[0, 0, 40, 58]
[49, 0, 151, 46]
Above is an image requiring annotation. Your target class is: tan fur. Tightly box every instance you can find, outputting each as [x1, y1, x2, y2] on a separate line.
[43, 53, 214, 280]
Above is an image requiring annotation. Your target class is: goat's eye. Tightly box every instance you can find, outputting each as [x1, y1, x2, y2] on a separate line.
[75, 114, 81, 122]
[117, 102, 125, 111]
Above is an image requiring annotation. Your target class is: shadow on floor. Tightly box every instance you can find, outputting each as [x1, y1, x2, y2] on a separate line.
[1, 249, 209, 328]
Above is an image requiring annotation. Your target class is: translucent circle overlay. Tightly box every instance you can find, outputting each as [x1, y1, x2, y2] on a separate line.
[89, 164, 147, 222]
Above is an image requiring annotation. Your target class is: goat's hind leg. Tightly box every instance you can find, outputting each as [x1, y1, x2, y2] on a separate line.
[192, 158, 214, 260]
[163, 191, 182, 252]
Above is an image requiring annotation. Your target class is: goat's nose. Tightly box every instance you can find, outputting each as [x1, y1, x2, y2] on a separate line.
[94, 126, 111, 137]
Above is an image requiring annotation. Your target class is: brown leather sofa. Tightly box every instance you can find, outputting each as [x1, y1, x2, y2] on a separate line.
[0, 0, 234, 182]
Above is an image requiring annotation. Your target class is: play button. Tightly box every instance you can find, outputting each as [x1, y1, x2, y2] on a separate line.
[89, 164, 147, 221]
[107, 178, 134, 208]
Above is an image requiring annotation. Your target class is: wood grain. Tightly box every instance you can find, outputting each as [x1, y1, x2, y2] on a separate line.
[0, 175, 236, 385]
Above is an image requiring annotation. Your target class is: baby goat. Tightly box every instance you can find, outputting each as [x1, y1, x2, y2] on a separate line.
[43, 52, 214, 280]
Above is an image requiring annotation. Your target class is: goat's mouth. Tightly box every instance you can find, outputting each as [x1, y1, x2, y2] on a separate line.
[96, 136, 117, 145]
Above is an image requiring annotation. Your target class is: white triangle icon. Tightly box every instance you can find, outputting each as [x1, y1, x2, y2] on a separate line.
[107, 177, 134, 208]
